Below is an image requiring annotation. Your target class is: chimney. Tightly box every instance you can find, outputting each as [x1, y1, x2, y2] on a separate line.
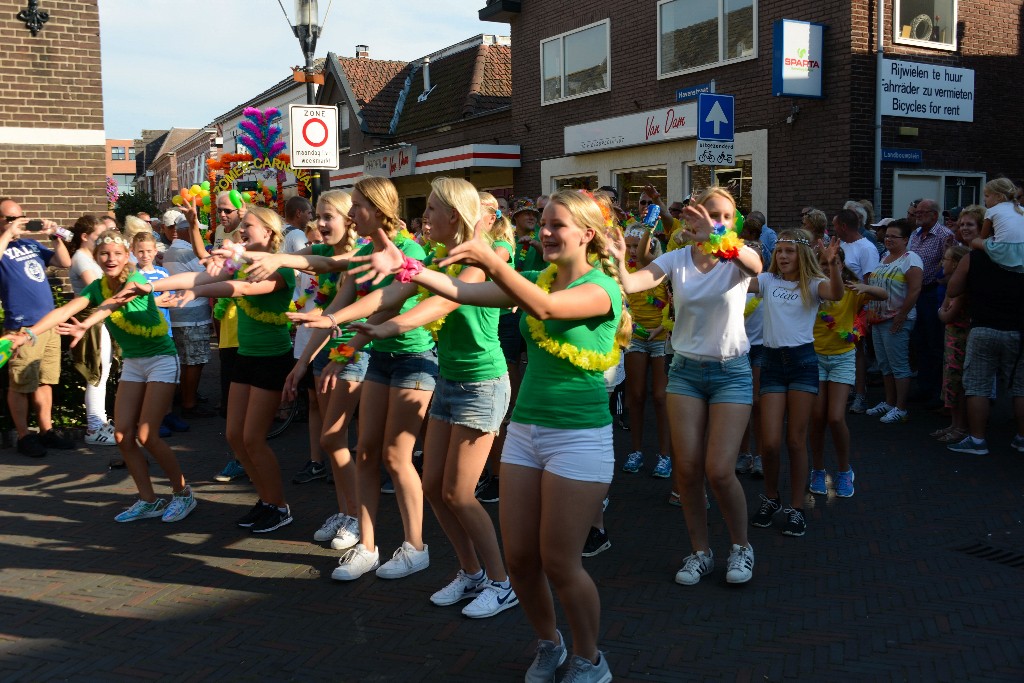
[422, 56, 431, 91]
[356, 44, 369, 59]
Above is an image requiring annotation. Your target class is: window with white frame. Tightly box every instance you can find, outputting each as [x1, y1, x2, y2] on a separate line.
[658, 0, 756, 77]
[894, 0, 957, 49]
[541, 20, 610, 105]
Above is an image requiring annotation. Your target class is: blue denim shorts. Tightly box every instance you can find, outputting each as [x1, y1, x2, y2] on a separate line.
[626, 336, 668, 358]
[365, 348, 438, 391]
[667, 354, 753, 405]
[817, 348, 856, 386]
[312, 345, 369, 382]
[760, 343, 819, 395]
[429, 374, 511, 433]
[748, 344, 765, 368]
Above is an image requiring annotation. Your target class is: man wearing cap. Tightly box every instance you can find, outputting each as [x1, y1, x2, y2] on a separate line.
[0, 197, 77, 457]
[162, 209, 215, 419]
[511, 197, 544, 272]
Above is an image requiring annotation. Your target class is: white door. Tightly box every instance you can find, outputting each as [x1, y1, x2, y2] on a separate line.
[892, 173, 941, 220]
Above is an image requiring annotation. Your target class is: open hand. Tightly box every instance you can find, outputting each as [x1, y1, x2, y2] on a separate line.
[56, 318, 87, 347]
[438, 236, 498, 270]
[348, 229, 404, 285]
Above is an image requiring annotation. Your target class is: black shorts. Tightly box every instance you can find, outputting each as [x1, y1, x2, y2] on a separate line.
[231, 352, 294, 392]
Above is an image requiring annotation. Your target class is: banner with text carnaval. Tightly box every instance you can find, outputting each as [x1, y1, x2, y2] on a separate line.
[205, 107, 314, 228]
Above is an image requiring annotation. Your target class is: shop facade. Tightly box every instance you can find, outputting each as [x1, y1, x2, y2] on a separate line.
[481, 0, 1022, 223]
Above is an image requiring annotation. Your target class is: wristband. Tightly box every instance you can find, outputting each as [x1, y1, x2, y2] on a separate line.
[328, 343, 360, 365]
[697, 222, 744, 260]
[396, 256, 424, 284]
[20, 328, 37, 346]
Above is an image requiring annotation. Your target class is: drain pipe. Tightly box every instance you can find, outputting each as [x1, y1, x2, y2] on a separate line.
[873, 0, 884, 215]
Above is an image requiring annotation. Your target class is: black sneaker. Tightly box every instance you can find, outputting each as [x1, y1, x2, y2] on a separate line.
[251, 505, 293, 534]
[582, 527, 611, 557]
[236, 499, 268, 528]
[40, 429, 74, 450]
[782, 507, 807, 537]
[476, 475, 500, 504]
[17, 433, 46, 458]
[292, 460, 327, 484]
[750, 495, 782, 528]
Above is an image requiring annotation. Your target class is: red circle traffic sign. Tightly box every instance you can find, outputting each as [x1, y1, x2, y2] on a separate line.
[301, 118, 329, 147]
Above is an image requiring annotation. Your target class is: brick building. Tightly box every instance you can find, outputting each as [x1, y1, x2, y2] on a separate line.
[319, 36, 517, 221]
[147, 128, 199, 209]
[105, 138, 136, 199]
[0, 0, 107, 222]
[480, 0, 1023, 222]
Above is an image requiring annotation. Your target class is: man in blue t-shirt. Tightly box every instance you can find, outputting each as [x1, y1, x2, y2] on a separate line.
[0, 197, 75, 457]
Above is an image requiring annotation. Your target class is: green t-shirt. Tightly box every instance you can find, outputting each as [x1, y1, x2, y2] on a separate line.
[511, 268, 621, 429]
[82, 272, 177, 359]
[236, 266, 296, 357]
[310, 243, 358, 351]
[353, 236, 433, 354]
[424, 252, 506, 382]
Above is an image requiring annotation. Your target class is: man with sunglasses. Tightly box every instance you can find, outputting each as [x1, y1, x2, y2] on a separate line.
[212, 193, 244, 250]
[0, 198, 75, 457]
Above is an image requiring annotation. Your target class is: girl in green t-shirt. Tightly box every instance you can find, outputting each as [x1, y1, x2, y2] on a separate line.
[257, 177, 435, 583]
[5, 230, 196, 524]
[346, 178, 516, 618]
[350, 189, 630, 681]
[130, 206, 296, 535]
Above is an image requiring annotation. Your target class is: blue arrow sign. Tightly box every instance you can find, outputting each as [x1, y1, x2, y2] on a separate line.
[697, 93, 734, 141]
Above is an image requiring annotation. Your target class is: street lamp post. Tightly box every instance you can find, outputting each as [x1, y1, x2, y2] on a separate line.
[285, 0, 326, 207]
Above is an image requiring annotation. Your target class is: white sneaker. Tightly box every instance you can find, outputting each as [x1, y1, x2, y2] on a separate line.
[675, 550, 714, 585]
[85, 422, 117, 447]
[331, 544, 379, 581]
[462, 579, 519, 618]
[725, 543, 754, 584]
[376, 541, 430, 579]
[330, 515, 360, 551]
[313, 512, 348, 542]
[879, 407, 908, 424]
[866, 401, 894, 417]
[430, 569, 486, 606]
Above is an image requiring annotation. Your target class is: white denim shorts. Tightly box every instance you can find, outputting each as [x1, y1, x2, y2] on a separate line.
[501, 421, 615, 483]
[120, 355, 181, 384]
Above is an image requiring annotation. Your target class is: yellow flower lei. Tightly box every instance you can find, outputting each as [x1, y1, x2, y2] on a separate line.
[100, 277, 169, 338]
[525, 265, 621, 372]
[234, 266, 290, 325]
[417, 244, 463, 339]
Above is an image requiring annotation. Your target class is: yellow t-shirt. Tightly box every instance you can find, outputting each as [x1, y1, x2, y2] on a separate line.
[813, 290, 868, 356]
[216, 300, 239, 349]
[627, 279, 670, 339]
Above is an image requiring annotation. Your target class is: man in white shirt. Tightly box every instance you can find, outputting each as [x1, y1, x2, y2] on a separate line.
[281, 196, 313, 254]
[832, 209, 879, 281]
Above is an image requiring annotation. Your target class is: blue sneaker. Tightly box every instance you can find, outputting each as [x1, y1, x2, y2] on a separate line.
[115, 498, 167, 523]
[652, 454, 672, 478]
[1011, 434, 1024, 453]
[835, 469, 855, 497]
[159, 424, 172, 438]
[808, 469, 827, 495]
[622, 451, 643, 473]
[162, 486, 197, 522]
[947, 435, 989, 455]
[380, 472, 395, 494]
[215, 459, 246, 482]
[162, 412, 190, 433]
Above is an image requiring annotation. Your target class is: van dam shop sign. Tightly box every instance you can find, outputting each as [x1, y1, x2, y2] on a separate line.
[564, 103, 697, 155]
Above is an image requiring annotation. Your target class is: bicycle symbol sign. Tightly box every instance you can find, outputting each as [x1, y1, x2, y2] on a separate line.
[696, 139, 734, 166]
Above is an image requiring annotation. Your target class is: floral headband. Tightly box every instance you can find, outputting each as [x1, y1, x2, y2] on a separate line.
[624, 226, 648, 239]
[777, 237, 811, 247]
[99, 235, 129, 247]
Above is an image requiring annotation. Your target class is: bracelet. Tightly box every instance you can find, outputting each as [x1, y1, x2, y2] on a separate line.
[697, 222, 744, 260]
[396, 256, 424, 284]
[20, 327, 37, 346]
[327, 344, 360, 365]
[325, 313, 337, 328]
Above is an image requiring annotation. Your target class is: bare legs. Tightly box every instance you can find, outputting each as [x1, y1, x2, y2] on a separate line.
[319, 379, 362, 517]
[759, 390, 816, 509]
[113, 381, 183, 500]
[225, 382, 287, 507]
[810, 381, 852, 472]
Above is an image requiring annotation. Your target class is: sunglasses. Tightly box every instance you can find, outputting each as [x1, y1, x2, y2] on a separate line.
[217, 208, 237, 215]
[639, 200, 651, 206]
[3, 215, 24, 223]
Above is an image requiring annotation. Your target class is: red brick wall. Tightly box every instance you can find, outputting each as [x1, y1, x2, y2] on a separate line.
[0, 0, 107, 223]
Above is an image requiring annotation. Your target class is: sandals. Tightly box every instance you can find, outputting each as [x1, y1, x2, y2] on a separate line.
[930, 425, 955, 438]
[937, 429, 967, 443]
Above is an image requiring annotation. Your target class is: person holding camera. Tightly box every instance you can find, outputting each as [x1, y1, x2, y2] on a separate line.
[0, 197, 75, 457]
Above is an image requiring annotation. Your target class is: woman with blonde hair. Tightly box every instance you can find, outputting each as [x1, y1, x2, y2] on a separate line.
[256, 176, 435, 581]
[352, 188, 628, 681]
[126, 205, 297, 533]
[612, 186, 761, 588]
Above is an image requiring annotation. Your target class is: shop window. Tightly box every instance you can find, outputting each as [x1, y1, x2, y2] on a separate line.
[658, 0, 756, 78]
[613, 168, 668, 217]
[541, 20, 610, 105]
[111, 146, 126, 161]
[894, 0, 957, 50]
[552, 175, 599, 193]
[686, 158, 753, 216]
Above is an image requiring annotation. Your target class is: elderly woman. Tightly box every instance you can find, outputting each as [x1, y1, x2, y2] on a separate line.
[802, 209, 829, 244]
[863, 219, 923, 424]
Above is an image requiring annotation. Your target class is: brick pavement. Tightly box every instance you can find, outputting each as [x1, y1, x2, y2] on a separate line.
[1, 369, 1023, 681]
